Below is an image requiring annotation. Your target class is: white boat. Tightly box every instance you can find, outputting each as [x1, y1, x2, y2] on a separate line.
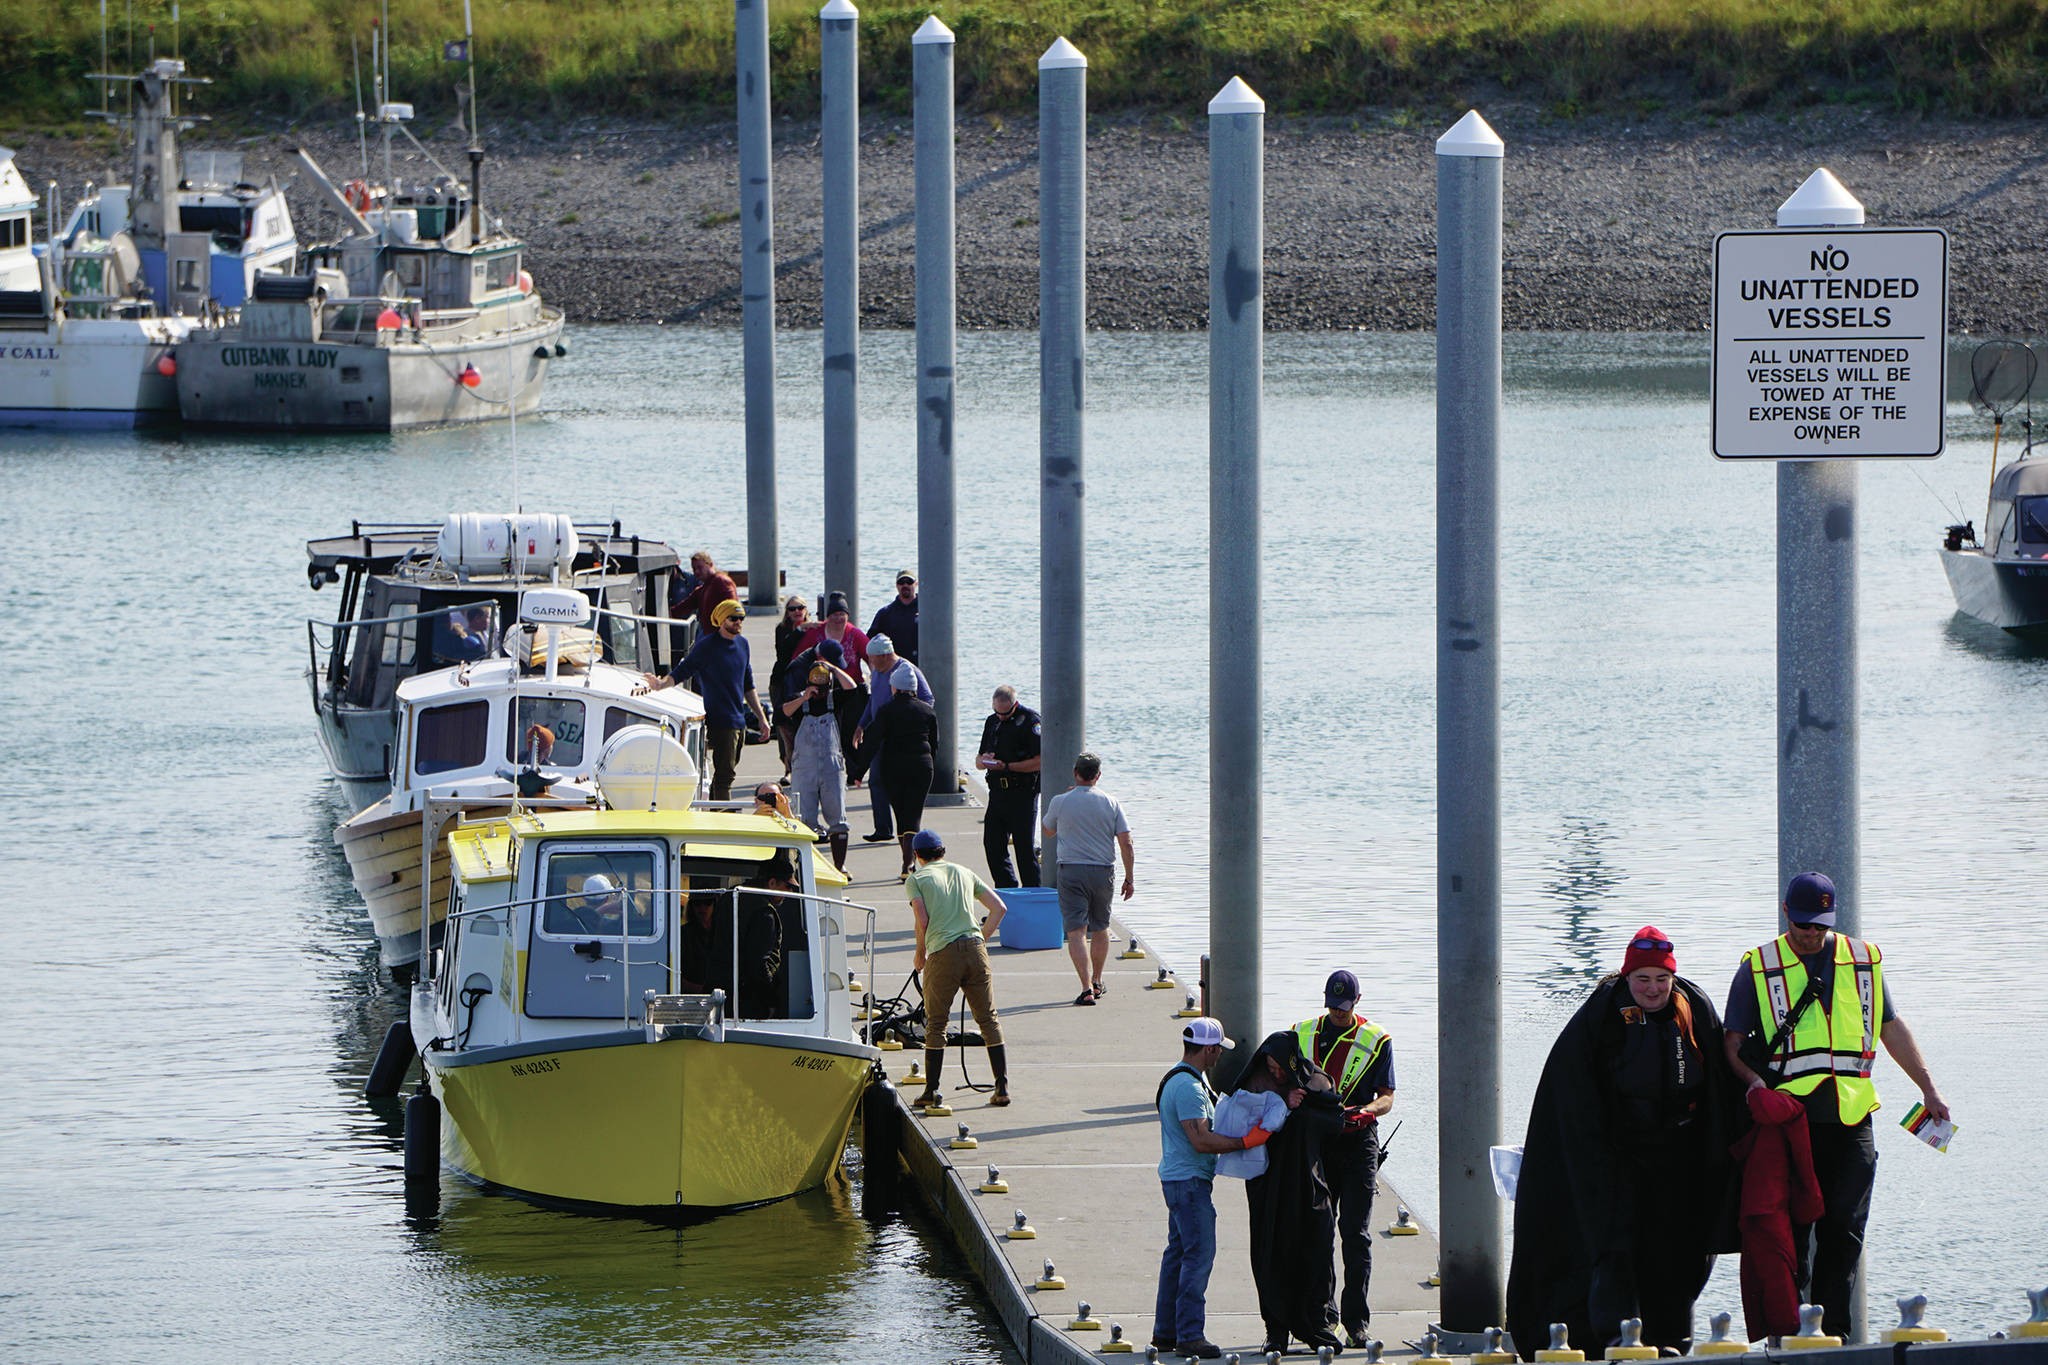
[0, 58, 302, 428]
[1941, 455, 2048, 634]
[306, 514, 689, 813]
[0, 143, 187, 427]
[176, 109, 561, 430]
[337, 584, 706, 983]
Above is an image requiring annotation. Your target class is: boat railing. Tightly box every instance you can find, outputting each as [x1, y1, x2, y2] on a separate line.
[305, 596, 504, 715]
[438, 882, 874, 1041]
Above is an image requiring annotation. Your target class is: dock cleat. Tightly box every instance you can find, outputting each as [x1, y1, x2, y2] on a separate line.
[1782, 1305, 1840, 1350]
[1534, 1323, 1585, 1363]
[1693, 1311, 1748, 1355]
[1883, 1294, 1946, 1344]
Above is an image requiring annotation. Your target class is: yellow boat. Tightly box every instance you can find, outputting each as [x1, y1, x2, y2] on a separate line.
[408, 802, 879, 1212]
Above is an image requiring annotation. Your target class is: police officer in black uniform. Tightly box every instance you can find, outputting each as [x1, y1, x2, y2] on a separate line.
[975, 684, 1042, 888]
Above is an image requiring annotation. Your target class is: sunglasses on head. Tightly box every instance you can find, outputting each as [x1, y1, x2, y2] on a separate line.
[1631, 936, 1673, 953]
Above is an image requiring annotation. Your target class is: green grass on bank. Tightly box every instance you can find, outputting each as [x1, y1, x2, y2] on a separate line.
[6, 0, 2048, 132]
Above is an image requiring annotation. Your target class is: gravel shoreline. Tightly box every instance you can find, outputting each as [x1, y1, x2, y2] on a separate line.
[10, 105, 2048, 332]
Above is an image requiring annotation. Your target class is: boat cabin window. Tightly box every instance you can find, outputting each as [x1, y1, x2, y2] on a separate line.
[484, 252, 521, 292]
[604, 706, 669, 742]
[429, 604, 498, 663]
[175, 258, 203, 293]
[526, 842, 669, 1021]
[539, 849, 658, 937]
[679, 850, 813, 1021]
[415, 699, 491, 775]
[510, 696, 587, 768]
[2019, 497, 2048, 545]
[0, 216, 26, 250]
[392, 253, 427, 291]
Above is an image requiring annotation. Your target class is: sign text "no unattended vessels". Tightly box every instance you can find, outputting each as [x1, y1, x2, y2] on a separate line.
[1711, 228, 1948, 460]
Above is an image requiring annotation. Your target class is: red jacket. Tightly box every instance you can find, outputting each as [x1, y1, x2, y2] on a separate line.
[1730, 1087, 1825, 1342]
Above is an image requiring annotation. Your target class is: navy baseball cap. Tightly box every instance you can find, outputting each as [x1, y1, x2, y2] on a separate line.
[1324, 969, 1361, 1009]
[911, 829, 944, 853]
[1784, 872, 1838, 927]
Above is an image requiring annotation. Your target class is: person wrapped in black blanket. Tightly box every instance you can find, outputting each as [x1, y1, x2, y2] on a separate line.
[1506, 926, 1741, 1359]
[1233, 1031, 1349, 1356]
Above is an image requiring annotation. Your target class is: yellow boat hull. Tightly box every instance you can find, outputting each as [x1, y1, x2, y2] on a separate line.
[425, 1032, 872, 1210]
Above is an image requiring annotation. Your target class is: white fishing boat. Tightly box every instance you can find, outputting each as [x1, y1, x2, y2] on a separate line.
[0, 144, 185, 427]
[394, 734, 879, 1211]
[0, 58, 301, 427]
[176, 49, 559, 429]
[1942, 456, 2048, 634]
[306, 513, 688, 813]
[338, 584, 706, 983]
[1945, 339, 2048, 634]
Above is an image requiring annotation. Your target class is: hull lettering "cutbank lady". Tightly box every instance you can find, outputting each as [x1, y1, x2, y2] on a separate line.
[219, 346, 338, 368]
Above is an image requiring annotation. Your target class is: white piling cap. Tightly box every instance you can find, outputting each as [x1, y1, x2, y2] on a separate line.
[1040, 35, 1086, 68]
[820, 0, 857, 16]
[1436, 109, 1503, 158]
[1778, 167, 1864, 227]
[1208, 76, 1264, 115]
[912, 14, 953, 43]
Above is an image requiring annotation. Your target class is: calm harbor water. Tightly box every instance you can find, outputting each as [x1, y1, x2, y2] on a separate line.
[1, 325, 2040, 1357]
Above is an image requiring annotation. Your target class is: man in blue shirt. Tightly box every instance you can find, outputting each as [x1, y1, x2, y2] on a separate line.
[643, 597, 768, 801]
[867, 569, 920, 664]
[1155, 1016, 1268, 1360]
[852, 634, 932, 842]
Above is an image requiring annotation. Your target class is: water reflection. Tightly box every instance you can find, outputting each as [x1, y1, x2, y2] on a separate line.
[1940, 609, 2048, 662]
[1533, 816, 1626, 998]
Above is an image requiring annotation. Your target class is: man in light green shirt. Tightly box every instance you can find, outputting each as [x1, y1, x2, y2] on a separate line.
[906, 829, 1012, 1107]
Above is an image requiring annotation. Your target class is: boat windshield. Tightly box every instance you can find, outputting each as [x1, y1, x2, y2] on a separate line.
[510, 696, 587, 767]
[541, 850, 658, 938]
[2019, 496, 2048, 544]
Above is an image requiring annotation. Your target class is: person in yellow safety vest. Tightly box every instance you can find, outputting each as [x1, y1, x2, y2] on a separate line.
[1721, 872, 1950, 1341]
[1295, 968, 1396, 1350]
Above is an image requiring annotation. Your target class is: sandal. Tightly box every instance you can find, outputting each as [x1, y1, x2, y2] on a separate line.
[1092, 981, 1105, 998]
[1073, 990, 1097, 1006]
[910, 1089, 943, 1109]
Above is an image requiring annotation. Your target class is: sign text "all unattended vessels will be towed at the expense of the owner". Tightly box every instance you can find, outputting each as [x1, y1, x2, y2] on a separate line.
[1711, 228, 1948, 461]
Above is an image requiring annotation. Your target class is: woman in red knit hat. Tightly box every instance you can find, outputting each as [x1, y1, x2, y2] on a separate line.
[1506, 926, 1742, 1359]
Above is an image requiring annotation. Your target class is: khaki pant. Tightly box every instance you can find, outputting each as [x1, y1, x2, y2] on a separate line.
[921, 934, 1004, 1047]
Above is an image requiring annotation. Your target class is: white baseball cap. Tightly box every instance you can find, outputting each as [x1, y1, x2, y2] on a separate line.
[1181, 1017, 1234, 1050]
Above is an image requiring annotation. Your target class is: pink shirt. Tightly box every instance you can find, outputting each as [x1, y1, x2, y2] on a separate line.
[796, 622, 871, 684]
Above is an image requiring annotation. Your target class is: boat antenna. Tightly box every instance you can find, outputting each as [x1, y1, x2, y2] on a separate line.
[98, 0, 108, 118]
[352, 32, 369, 175]
[1968, 339, 2037, 533]
[464, 0, 480, 145]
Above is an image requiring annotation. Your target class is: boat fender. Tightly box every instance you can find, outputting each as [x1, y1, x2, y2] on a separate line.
[402, 1091, 441, 1185]
[364, 1019, 418, 1098]
[859, 1073, 900, 1212]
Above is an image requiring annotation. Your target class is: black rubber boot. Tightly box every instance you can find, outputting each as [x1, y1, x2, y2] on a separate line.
[829, 831, 849, 870]
[911, 1048, 945, 1106]
[898, 833, 914, 878]
[987, 1044, 1010, 1105]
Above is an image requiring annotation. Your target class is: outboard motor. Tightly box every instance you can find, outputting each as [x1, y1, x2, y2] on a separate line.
[1944, 521, 1976, 552]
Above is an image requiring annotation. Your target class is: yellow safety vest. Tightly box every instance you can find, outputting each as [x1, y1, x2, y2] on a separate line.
[1745, 933, 1884, 1125]
[1295, 1015, 1391, 1104]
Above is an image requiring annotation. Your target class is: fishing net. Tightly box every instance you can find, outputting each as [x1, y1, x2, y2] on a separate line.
[1969, 340, 2036, 418]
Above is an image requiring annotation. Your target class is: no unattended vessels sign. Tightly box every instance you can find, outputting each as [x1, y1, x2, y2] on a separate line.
[1711, 228, 1948, 460]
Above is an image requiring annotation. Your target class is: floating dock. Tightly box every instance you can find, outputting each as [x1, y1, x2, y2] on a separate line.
[734, 617, 1442, 1361]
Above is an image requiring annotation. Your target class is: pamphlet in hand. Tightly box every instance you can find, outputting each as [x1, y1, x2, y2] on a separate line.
[1900, 1101, 1957, 1153]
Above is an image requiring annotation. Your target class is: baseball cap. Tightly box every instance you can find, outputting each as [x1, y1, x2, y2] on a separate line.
[896, 569, 917, 584]
[1181, 1017, 1235, 1050]
[583, 874, 616, 897]
[1324, 969, 1361, 1010]
[866, 634, 894, 657]
[1783, 872, 1838, 927]
[911, 829, 944, 852]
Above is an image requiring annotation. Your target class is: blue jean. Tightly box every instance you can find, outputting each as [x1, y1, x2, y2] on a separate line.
[1154, 1177, 1218, 1344]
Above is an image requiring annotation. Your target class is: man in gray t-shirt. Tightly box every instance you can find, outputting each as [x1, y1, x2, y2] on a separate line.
[1041, 751, 1135, 1006]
